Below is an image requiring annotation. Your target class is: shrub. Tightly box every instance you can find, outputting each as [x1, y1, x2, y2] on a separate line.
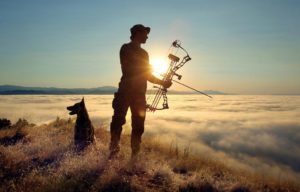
[0, 118, 11, 129]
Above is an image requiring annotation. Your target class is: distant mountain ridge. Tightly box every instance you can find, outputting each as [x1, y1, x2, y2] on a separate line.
[0, 85, 227, 95]
[0, 85, 117, 95]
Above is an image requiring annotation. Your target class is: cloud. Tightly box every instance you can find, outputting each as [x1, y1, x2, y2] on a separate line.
[198, 123, 300, 171]
[145, 95, 300, 180]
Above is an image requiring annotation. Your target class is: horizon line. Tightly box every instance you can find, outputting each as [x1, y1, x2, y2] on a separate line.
[1, 84, 300, 96]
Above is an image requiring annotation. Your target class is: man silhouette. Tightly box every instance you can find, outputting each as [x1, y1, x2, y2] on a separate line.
[109, 24, 172, 158]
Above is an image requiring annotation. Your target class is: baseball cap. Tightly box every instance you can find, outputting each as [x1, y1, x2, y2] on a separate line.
[130, 24, 151, 36]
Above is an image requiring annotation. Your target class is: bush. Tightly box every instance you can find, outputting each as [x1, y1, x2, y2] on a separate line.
[179, 181, 217, 192]
[0, 118, 11, 129]
[13, 118, 29, 129]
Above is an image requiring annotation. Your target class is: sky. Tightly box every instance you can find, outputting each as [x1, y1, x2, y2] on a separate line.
[0, 0, 299, 94]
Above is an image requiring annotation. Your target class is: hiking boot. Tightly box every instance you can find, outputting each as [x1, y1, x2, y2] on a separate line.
[109, 143, 120, 159]
[131, 136, 141, 159]
[109, 150, 119, 159]
[131, 147, 140, 159]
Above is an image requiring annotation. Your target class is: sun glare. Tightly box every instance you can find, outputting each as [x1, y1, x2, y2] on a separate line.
[150, 57, 169, 77]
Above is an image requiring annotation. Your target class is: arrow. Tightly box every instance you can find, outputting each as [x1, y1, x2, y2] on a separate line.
[171, 79, 213, 99]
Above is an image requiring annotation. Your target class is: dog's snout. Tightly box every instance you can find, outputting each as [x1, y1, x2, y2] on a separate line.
[67, 106, 76, 115]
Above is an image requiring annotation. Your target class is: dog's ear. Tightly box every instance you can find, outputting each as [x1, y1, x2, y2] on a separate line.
[81, 97, 85, 105]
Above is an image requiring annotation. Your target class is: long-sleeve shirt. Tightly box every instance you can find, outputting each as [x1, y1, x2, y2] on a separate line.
[117, 42, 161, 94]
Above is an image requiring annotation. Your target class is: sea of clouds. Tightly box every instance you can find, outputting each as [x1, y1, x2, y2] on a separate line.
[1, 94, 300, 181]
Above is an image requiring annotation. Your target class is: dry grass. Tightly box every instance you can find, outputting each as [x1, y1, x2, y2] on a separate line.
[0, 118, 299, 192]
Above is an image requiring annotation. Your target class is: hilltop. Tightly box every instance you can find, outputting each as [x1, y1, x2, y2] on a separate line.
[0, 118, 298, 192]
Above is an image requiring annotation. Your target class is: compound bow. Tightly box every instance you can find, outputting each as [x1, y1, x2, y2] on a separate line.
[146, 40, 212, 112]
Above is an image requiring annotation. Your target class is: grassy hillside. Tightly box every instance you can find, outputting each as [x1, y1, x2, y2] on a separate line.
[0, 118, 299, 192]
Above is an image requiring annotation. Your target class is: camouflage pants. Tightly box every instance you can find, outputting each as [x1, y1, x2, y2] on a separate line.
[110, 92, 146, 155]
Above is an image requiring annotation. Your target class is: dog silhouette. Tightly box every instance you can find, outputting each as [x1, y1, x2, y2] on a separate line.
[67, 98, 95, 150]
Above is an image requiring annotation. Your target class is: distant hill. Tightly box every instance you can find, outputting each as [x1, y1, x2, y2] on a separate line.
[0, 85, 117, 95]
[0, 85, 227, 95]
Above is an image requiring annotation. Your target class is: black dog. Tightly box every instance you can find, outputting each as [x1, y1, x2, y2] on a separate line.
[67, 98, 95, 150]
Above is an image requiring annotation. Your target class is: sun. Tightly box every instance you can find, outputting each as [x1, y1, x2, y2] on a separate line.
[150, 57, 169, 77]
